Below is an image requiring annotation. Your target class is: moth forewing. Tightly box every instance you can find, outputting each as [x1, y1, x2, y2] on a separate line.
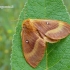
[22, 19, 46, 68]
[45, 21, 70, 39]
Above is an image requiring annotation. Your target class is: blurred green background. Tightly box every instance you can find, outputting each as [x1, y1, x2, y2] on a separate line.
[0, 0, 70, 70]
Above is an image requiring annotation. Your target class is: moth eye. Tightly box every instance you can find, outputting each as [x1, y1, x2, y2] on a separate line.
[25, 40, 29, 43]
[22, 26, 27, 30]
[23, 26, 26, 28]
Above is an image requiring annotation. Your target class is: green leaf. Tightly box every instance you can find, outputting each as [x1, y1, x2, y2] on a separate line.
[11, 0, 70, 70]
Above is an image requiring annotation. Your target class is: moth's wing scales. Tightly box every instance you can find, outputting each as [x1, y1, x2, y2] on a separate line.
[38, 30, 59, 43]
[33, 20, 70, 40]
[45, 21, 70, 39]
[22, 30, 46, 68]
[33, 20, 59, 35]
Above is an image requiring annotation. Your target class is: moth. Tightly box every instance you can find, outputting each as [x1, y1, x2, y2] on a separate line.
[21, 19, 70, 68]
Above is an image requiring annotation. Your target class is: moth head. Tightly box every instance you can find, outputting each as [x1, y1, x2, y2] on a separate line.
[22, 19, 36, 31]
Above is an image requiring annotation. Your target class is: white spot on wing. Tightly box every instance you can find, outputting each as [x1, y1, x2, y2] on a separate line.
[46, 22, 49, 25]
[26, 40, 29, 43]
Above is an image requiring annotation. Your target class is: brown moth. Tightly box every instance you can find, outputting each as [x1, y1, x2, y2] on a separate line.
[21, 19, 70, 68]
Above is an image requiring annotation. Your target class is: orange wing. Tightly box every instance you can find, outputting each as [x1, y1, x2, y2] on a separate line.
[21, 20, 46, 68]
[33, 19, 70, 41]
[45, 21, 70, 39]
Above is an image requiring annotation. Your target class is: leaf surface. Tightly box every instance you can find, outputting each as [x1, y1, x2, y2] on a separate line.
[11, 0, 70, 70]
